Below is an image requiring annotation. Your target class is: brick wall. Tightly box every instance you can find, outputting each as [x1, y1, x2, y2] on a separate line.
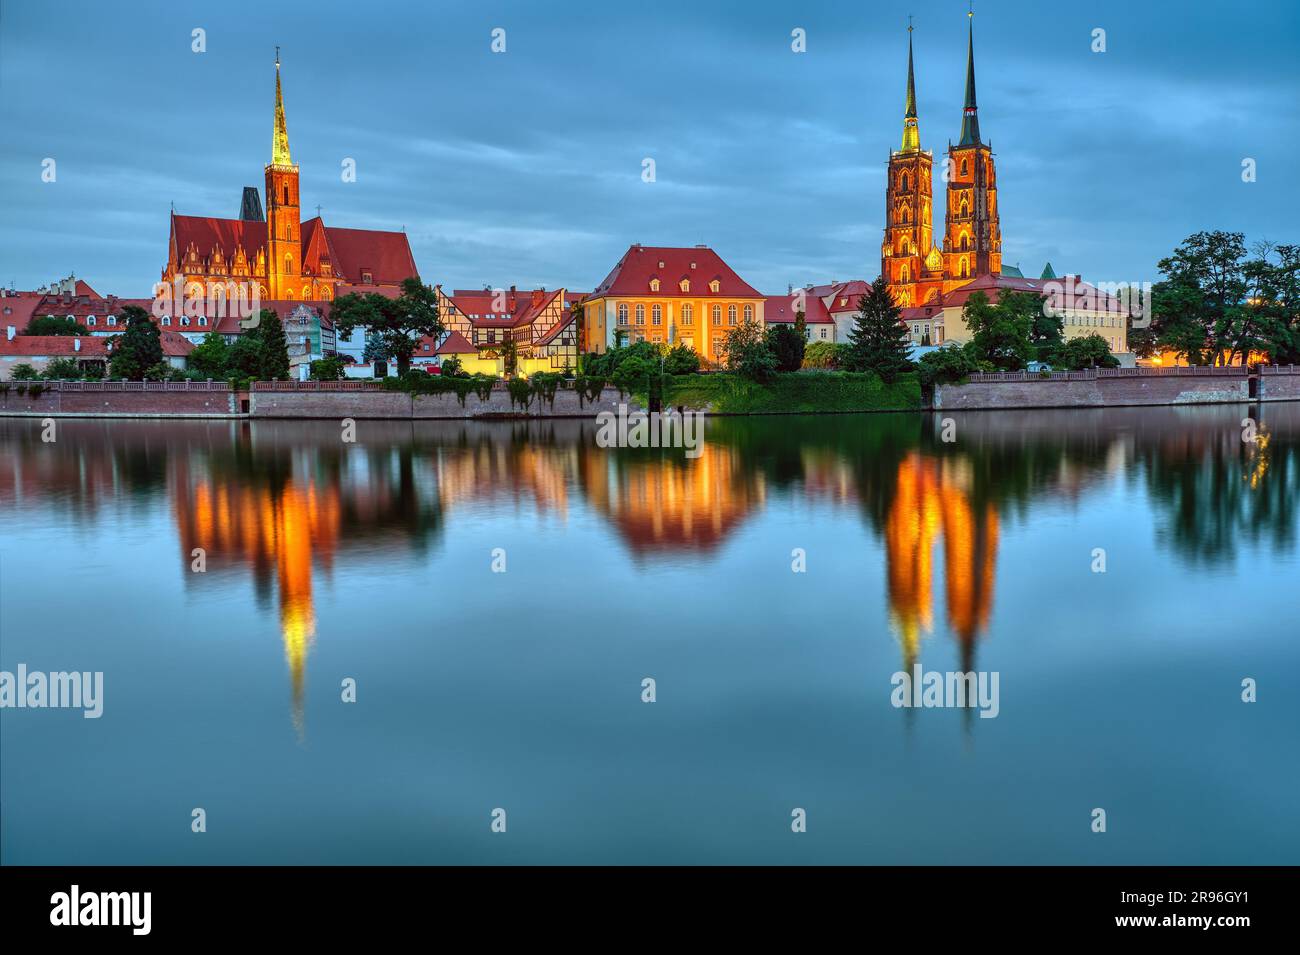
[0, 382, 234, 416]
[250, 385, 635, 419]
[935, 368, 1254, 410]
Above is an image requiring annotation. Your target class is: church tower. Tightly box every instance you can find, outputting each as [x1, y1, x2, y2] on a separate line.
[265, 49, 301, 300]
[882, 23, 945, 309]
[943, 12, 1001, 289]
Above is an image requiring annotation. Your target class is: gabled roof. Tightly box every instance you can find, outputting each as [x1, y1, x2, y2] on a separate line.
[172, 214, 267, 264]
[446, 288, 563, 328]
[763, 294, 833, 324]
[590, 245, 762, 299]
[939, 272, 1122, 312]
[435, 330, 475, 355]
[321, 224, 418, 286]
[1000, 264, 1024, 278]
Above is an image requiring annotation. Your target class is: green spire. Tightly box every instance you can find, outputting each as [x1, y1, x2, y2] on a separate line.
[901, 21, 920, 152]
[272, 48, 293, 166]
[957, 12, 981, 148]
[1040, 262, 1057, 280]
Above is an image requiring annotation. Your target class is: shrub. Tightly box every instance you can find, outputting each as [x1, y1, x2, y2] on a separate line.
[506, 376, 533, 409]
[310, 356, 347, 380]
[529, 372, 563, 408]
[440, 356, 463, 377]
[722, 319, 778, 382]
[41, 357, 82, 380]
[801, 341, 842, 369]
[11, 363, 39, 381]
[661, 342, 701, 375]
[916, 343, 983, 387]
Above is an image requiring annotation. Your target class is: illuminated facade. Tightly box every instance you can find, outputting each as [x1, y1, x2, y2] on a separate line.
[582, 245, 766, 366]
[161, 53, 418, 304]
[882, 15, 1002, 309]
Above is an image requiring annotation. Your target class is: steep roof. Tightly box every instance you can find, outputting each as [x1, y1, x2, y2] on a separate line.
[172, 214, 268, 264]
[763, 294, 833, 324]
[321, 224, 418, 286]
[591, 245, 762, 299]
[435, 330, 476, 355]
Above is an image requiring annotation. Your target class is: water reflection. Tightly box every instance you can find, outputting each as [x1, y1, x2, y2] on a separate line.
[2, 403, 1296, 736]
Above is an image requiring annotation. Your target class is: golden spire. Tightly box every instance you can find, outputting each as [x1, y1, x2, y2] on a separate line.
[272, 47, 293, 166]
[901, 19, 920, 152]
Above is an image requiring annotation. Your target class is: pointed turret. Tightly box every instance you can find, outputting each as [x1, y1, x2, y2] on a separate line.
[957, 12, 981, 147]
[901, 22, 920, 152]
[272, 48, 292, 166]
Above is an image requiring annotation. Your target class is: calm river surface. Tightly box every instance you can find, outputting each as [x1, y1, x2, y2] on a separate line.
[1, 405, 1297, 864]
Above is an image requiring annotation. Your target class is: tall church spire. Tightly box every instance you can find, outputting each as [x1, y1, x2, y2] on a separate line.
[958, 10, 981, 147]
[272, 47, 293, 166]
[901, 19, 920, 152]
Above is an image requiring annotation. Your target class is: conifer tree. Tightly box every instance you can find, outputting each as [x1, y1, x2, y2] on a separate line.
[845, 279, 913, 382]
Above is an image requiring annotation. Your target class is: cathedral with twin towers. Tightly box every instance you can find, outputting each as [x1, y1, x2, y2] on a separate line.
[882, 13, 1002, 309]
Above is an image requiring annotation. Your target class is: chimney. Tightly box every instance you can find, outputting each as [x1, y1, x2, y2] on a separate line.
[531, 288, 544, 307]
[6, 325, 14, 341]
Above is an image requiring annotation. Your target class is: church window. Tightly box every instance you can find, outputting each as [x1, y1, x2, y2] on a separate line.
[960, 200, 969, 217]
[651, 304, 662, 326]
[681, 304, 693, 325]
[283, 185, 290, 205]
[901, 172, 909, 192]
[302, 286, 311, 299]
[960, 259, 969, 278]
[961, 158, 968, 176]
[901, 206, 910, 224]
[960, 234, 970, 251]
[901, 265, 910, 282]
[728, 305, 737, 326]
[635, 304, 645, 325]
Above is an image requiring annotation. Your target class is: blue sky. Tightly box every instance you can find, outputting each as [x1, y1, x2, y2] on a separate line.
[1, 0, 1297, 296]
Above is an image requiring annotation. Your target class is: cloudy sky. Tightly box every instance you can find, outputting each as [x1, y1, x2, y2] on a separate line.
[1, 0, 1296, 297]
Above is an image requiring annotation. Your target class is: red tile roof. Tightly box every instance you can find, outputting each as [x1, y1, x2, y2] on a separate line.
[0, 331, 193, 358]
[74, 280, 100, 298]
[320, 224, 418, 286]
[172, 214, 267, 264]
[763, 293, 833, 324]
[940, 272, 1119, 311]
[591, 245, 762, 299]
[446, 288, 564, 329]
[435, 331, 476, 355]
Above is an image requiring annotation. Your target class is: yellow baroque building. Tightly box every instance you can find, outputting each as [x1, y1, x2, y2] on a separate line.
[581, 244, 765, 366]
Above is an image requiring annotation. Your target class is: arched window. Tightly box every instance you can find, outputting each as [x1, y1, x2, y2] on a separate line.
[960, 200, 969, 217]
[285, 254, 293, 274]
[743, 304, 753, 322]
[321, 287, 332, 301]
[681, 304, 693, 325]
[901, 172, 909, 192]
[709, 280, 720, 293]
[635, 304, 645, 325]
[302, 286, 311, 300]
[960, 159, 968, 176]
[283, 185, 290, 205]
[679, 279, 689, 292]
[901, 206, 910, 224]
[960, 259, 969, 278]
[651, 304, 662, 326]
[712, 305, 722, 326]
[161, 317, 171, 327]
[649, 279, 660, 292]
[617, 303, 629, 325]
[960, 234, 970, 251]
[901, 265, 910, 283]
[727, 305, 737, 326]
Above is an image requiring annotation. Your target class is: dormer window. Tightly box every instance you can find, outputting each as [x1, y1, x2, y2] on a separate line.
[87, 316, 96, 326]
[649, 278, 660, 293]
[162, 317, 171, 327]
[361, 270, 373, 284]
[180, 317, 191, 327]
[690, 262, 696, 270]
[107, 316, 117, 326]
[709, 279, 720, 293]
[199, 317, 208, 326]
[657, 261, 665, 268]
[679, 279, 690, 292]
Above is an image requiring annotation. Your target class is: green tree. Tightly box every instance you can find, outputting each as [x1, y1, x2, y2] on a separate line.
[916, 343, 982, 387]
[723, 317, 778, 382]
[964, 290, 1034, 370]
[331, 277, 443, 376]
[662, 342, 700, 375]
[108, 305, 164, 380]
[765, 323, 806, 373]
[1054, 333, 1121, 370]
[499, 338, 519, 378]
[225, 336, 264, 380]
[188, 332, 230, 379]
[310, 356, 347, 380]
[802, 340, 842, 369]
[41, 356, 83, 379]
[1242, 241, 1300, 365]
[10, 363, 38, 381]
[249, 308, 291, 380]
[844, 281, 913, 382]
[439, 355, 464, 377]
[25, 314, 88, 336]
[1010, 289, 1061, 360]
[1155, 231, 1248, 364]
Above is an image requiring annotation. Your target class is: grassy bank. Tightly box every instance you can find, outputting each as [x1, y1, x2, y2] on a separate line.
[660, 371, 923, 414]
